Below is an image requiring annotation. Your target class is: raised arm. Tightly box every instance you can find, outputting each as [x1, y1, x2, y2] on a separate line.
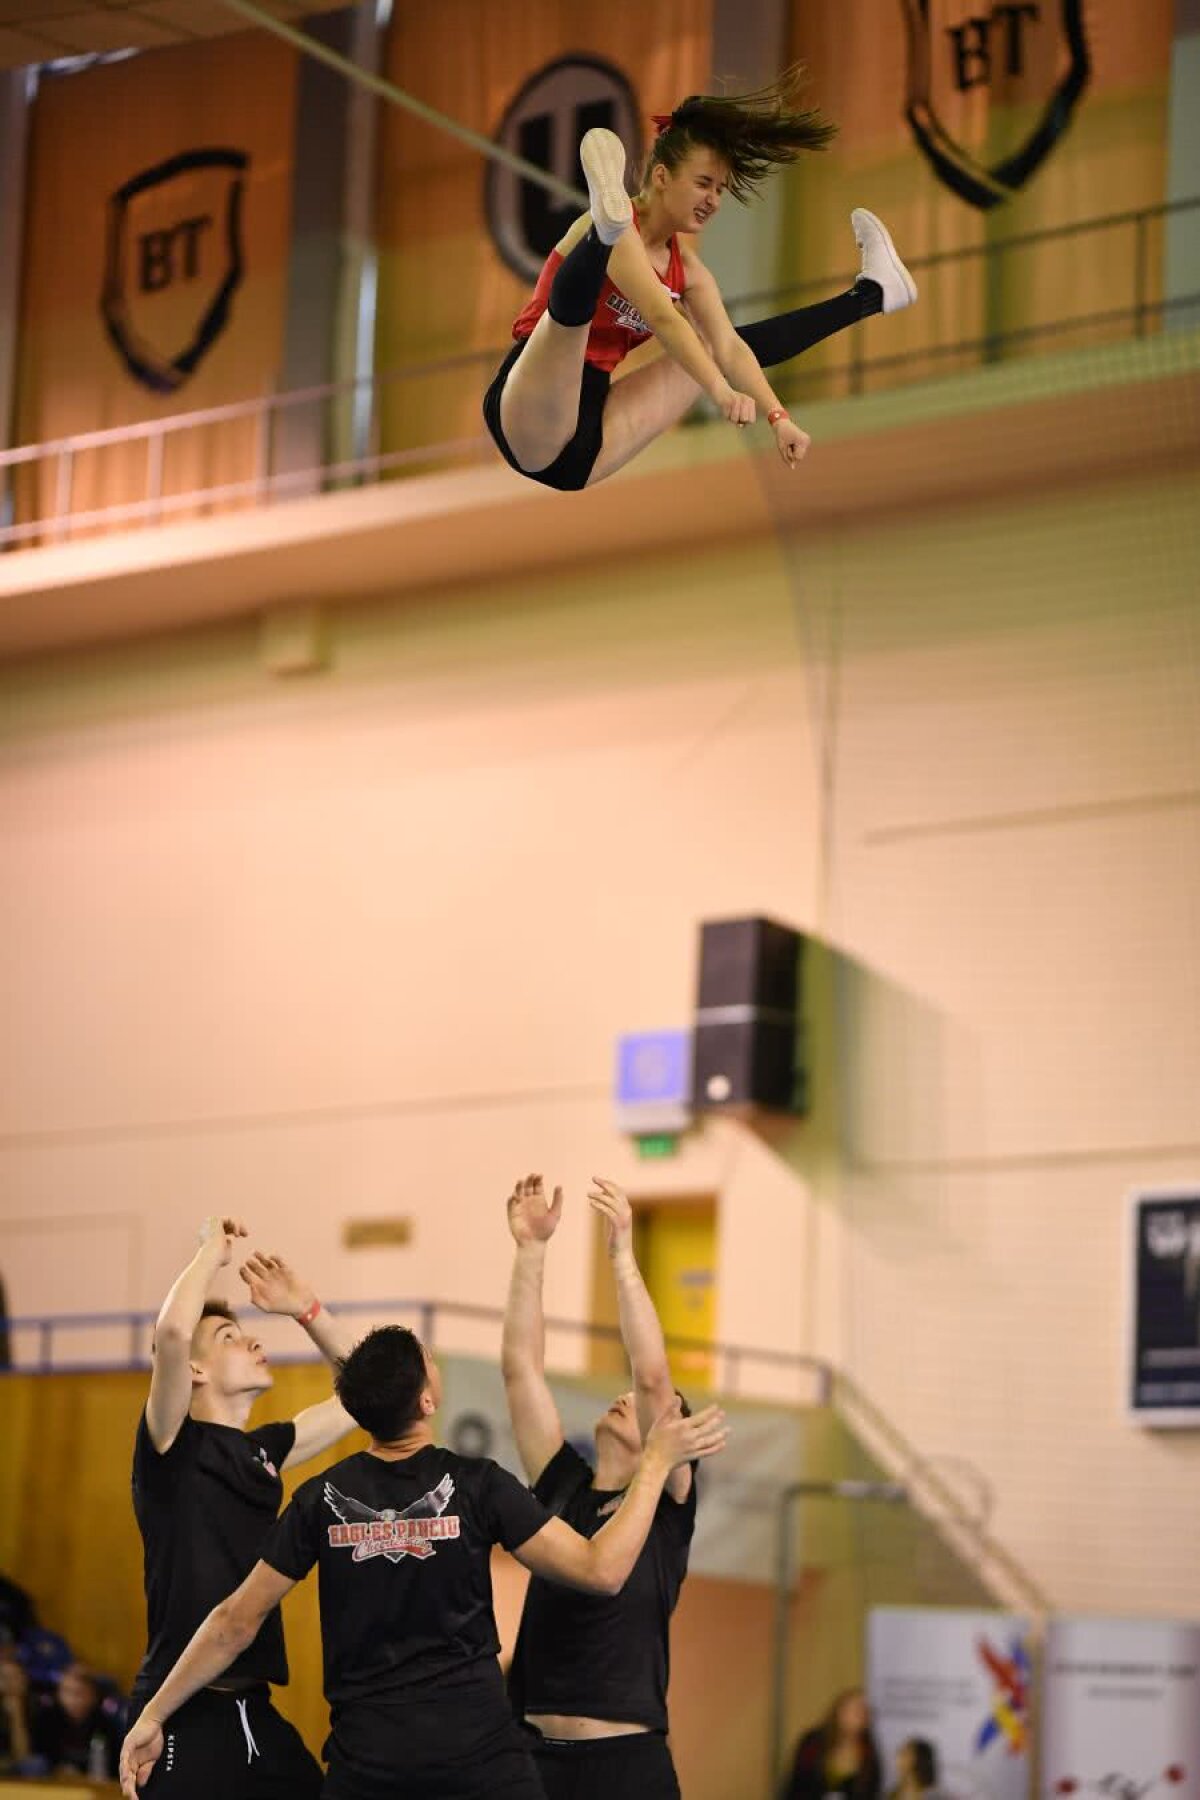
[146, 1216, 249, 1453]
[680, 250, 810, 470]
[119, 1561, 295, 1797]
[589, 1177, 692, 1503]
[501, 1174, 567, 1485]
[512, 1399, 726, 1593]
[238, 1252, 357, 1469]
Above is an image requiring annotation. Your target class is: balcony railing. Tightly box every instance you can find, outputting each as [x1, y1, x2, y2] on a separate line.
[0, 196, 1196, 553]
[1, 1296, 832, 1404]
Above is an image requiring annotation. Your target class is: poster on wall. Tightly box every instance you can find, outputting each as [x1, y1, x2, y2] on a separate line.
[1127, 1188, 1200, 1427]
[1042, 1615, 1200, 1799]
[868, 1607, 1032, 1800]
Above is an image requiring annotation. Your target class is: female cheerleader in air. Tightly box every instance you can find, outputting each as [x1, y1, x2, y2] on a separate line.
[483, 72, 917, 492]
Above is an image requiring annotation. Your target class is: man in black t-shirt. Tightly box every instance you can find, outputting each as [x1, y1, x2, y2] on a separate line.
[502, 1175, 700, 1800]
[120, 1324, 726, 1800]
[130, 1214, 359, 1799]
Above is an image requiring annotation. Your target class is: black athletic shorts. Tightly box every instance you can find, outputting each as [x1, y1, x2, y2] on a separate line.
[323, 1680, 544, 1800]
[135, 1686, 322, 1800]
[482, 340, 611, 493]
[526, 1726, 681, 1800]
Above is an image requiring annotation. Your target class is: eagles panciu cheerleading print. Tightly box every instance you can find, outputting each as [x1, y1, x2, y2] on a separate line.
[482, 67, 917, 493]
[120, 1325, 727, 1800]
[129, 1215, 359, 1800]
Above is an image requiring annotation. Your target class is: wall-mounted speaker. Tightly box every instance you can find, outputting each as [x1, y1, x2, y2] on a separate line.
[692, 916, 806, 1115]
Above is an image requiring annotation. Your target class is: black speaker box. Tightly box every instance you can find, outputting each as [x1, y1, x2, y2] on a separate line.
[692, 916, 806, 1115]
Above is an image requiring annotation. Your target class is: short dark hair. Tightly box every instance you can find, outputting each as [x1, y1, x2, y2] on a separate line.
[199, 1301, 237, 1326]
[335, 1326, 428, 1441]
[152, 1299, 237, 1358]
[189, 1301, 238, 1355]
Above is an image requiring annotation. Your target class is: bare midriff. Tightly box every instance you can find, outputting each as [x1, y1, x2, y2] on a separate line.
[526, 1713, 651, 1740]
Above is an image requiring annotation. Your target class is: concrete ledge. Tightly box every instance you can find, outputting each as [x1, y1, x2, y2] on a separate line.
[0, 331, 1196, 660]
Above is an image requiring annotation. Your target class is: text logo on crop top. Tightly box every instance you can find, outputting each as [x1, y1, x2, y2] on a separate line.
[324, 1477, 461, 1564]
[605, 290, 679, 338]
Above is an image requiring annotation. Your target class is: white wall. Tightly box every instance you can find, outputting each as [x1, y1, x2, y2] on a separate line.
[1, 452, 1198, 1614]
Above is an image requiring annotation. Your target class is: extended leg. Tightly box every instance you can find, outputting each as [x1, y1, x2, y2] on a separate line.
[587, 210, 917, 486]
[738, 210, 916, 368]
[498, 130, 631, 473]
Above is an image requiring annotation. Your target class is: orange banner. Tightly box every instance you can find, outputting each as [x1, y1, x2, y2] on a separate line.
[375, 0, 713, 457]
[15, 31, 298, 537]
[780, 0, 1175, 392]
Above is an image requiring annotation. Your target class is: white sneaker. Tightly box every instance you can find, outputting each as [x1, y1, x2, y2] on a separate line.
[580, 128, 632, 245]
[851, 208, 918, 313]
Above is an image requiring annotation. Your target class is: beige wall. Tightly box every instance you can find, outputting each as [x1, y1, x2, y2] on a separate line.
[1, 446, 1198, 1628]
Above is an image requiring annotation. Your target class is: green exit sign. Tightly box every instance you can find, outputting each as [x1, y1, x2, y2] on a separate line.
[635, 1133, 679, 1159]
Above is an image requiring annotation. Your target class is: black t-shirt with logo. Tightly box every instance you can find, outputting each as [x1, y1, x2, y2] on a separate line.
[508, 1441, 697, 1732]
[261, 1445, 549, 1707]
[131, 1410, 296, 1699]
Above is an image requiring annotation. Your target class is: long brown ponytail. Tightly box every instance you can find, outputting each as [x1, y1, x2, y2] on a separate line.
[642, 66, 836, 204]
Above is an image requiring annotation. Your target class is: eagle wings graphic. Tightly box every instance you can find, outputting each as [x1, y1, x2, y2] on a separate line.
[324, 1475, 456, 1564]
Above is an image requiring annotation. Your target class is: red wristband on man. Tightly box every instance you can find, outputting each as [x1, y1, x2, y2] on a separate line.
[297, 1298, 322, 1327]
[767, 406, 789, 427]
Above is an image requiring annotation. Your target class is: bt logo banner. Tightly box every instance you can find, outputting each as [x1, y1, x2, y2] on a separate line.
[101, 147, 248, 394]
[901, 0, 1091, 208]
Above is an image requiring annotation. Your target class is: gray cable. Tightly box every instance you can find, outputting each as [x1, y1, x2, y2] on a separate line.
[215, 0, 589, 209]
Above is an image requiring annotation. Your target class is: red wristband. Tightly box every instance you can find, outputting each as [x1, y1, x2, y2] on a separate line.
[297, 1298, 322, 1327]
[767, 407, 789, 427]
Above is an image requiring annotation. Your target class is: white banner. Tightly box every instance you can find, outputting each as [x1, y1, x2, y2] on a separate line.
[868, 1606, 1032, 1800]
[1042, 1615, 1200, 1798]
[438, 1352, 806, 1583]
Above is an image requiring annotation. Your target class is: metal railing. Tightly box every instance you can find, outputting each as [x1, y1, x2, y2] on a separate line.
[0, 1296, 832, 1403]
[0, 196, 1196, 553]
[3, 1291, 1053, 1741]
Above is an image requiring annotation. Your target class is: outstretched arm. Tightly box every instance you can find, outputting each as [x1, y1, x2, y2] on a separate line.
[501, 1175, 567, 1485]
[239, 1252, 357, 1469]
[606, 230, 756, 426]
[146, 1216, 249, 1453]
[119, 1562, 295, 1797]
[681, 251, 810, 470]
[590, 1178, 692, 1504]
[512, 1399, 726, 1593]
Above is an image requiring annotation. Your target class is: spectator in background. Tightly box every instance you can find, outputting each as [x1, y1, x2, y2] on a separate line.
[782, 1688, 882, 1800]
[0, 1650, 33, 1774]
[0, 1574, 35, 1646]
[31, 1661, 125, 1779]
[17, 1623, 73, 1695]
[888, 1738, 940, 1800]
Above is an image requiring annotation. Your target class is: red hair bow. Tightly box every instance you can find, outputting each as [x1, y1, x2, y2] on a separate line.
[650, 112, 675, 132]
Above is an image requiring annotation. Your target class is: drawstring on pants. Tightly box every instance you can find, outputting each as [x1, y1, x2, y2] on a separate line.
[235, 1697, 260, 1765]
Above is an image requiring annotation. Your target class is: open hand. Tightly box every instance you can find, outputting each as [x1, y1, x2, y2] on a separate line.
[199, 1216, 249, 1267]
[506, 1174, 564, 1247]
[645, 1396, 728, 1470]
[588, 1177, 634, 1257]
[239, 1252, 316, 1320]
[774, 416, 810, 468]
[120, 1711, 164, 1797]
